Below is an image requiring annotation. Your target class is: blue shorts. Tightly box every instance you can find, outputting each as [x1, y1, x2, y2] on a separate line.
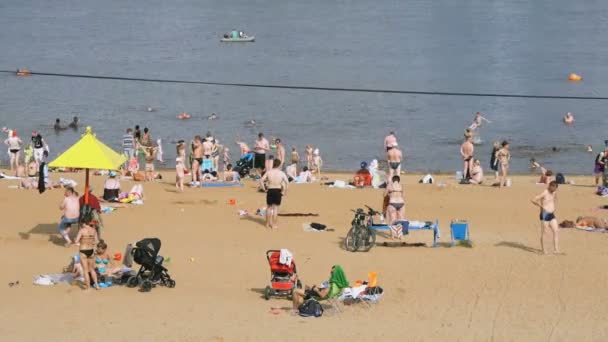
[539, 211, 555, 222]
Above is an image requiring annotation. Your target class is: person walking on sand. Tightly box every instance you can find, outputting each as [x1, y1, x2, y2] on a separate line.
[490, 141, 500, 180]
[58, 187, 80, 245]
[460, 133, 474, 179]
[386, 143, 403, 179]
[305, 145, 313, 170]
[253, 132, 270, 173]
[260, 159, 289, 230]
[384, 131, 398, 151]
[385, 175, 405, 239]
[122, 128, 135, 169]
[290, 147, 300, 169]
[4, 130, 22, 172]
[31, 131, 48, 166]
[531, 181, 560, 254]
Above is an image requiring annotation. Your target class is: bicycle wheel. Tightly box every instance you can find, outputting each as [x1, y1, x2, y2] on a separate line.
[356, 228, 376, 252]
[344, 226, 358, 252]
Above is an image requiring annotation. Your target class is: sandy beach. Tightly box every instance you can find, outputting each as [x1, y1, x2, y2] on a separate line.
[1, 171, 608, 341]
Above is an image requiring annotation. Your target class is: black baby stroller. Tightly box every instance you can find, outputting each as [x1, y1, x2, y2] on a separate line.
[233, 152, 254, 177]
[126, 238, 176, 292]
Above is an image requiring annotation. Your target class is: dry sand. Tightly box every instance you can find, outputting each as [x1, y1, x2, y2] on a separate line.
[1, 170, 608, 341]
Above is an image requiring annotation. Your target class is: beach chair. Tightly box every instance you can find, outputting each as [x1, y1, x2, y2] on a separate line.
[450, 220, 470, 246]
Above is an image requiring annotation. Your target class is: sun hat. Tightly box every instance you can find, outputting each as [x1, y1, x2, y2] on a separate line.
[319, 281, 329, 289]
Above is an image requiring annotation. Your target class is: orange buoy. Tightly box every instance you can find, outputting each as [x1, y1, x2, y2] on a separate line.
[568, 73, 582, 81]
[16, 69, 31, 76]
[177, 113, 191, 120]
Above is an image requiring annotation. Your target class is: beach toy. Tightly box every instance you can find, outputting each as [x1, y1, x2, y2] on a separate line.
[165, 257, 171, 263]
[368, 272, 378, 287]
[16, 69, 31, 76]
[229, 198, 236, 205]
[113, 253, 122, 261]
[569, 73, 582, 81]
[177, 113, 191, 120]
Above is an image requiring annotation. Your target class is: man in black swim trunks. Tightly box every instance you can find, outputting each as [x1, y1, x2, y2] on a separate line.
[260, 159, 289, 230]
[253, 132, 269, 174]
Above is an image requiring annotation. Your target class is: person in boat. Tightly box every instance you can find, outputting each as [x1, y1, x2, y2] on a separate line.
[230, 30, 239, 39]
[223, 34, 229, 39]
[208, 113, 218, 121]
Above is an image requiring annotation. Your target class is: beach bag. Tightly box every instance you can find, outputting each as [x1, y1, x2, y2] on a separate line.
[556, 173, 566, 184]
[298, 298, 323, 317]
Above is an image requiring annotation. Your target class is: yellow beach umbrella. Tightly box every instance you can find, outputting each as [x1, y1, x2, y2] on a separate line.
[49, 126, 126, 203]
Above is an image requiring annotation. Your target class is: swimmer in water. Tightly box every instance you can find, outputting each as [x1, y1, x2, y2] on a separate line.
[54, 118, 66, 131]
[208, 113, 218, 121]
[147, 107, 154, 112]
[563, 112, 575, 125]
[68, 116, 79, 129]
[468, 112, 491, 131]
[246, 119, 256, 127]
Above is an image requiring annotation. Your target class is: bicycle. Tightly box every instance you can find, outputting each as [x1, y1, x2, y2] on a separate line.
[344, 206, 379, 252]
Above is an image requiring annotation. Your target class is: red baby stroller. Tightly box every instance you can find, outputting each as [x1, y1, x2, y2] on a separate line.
[264, 250, 301, 300]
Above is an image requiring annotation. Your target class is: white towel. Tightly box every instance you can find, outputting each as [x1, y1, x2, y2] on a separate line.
[279, 249, 293, 266]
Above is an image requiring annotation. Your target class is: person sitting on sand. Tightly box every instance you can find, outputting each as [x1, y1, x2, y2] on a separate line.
[74, 220, 100, 290]
[353, 162, 372, 188]
[530, 159, 554, 184]
[201, 170, 218, 182]
[223, 164, 239, 183]
[63, 254, 84, 280]
[292, 265, 349, 311]
[103, 171, 121, 201]
[294, 166, 312, 183]
[285, 163, 297, 182]
[384, 175, 405, 239]
[469, 159, 484, 185]
[94, 240, 123, 278]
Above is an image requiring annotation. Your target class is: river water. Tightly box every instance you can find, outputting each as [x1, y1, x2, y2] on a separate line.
[1, 0, 607, 173]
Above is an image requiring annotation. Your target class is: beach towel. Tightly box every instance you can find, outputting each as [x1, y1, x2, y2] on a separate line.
[279, 249, 293, 266]
[330, 265, 349, 289]
[200, 182, 243, 187]
[34, 273, 83, 286]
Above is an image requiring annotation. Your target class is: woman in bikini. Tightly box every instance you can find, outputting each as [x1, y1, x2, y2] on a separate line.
[74, 221, 100, 290]
[496, 141, 511, 188]
[4, 130, 23, 172]
[384, 175, 405, 239]
[94, 240, 123, 278]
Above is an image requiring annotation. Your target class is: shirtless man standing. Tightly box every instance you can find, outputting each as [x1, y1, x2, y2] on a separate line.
[531, 181, 560, 254]
[275, 138, 286, 169]
[460, 134, 474, 179]
[253, 133, 270, 173]
[384, 131, 397, 151]
[191, 136, 203, 183]
[386, 144, 403, 179]
[58, 187, 80, 245]
[260, 159, 289, 230]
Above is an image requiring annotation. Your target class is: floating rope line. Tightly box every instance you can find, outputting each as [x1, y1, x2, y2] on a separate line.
[2, 70, 607, 100]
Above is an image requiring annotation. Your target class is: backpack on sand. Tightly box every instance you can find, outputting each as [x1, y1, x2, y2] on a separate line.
[555, 173, 566, 185]
[298, 298, 323, 317]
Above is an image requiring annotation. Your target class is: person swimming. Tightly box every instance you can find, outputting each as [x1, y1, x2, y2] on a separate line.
[563, 112, 575, 124]
[208, 113, 218, 120]
[68, 116, 79, 129]
[53, 118, 66, 131]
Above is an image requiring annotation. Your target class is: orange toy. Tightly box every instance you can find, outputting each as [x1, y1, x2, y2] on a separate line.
[177, 113, 191, 120]
[568, 73, 582, 81]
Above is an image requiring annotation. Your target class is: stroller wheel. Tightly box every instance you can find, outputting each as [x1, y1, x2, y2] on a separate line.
[141, 280, 153, 292]
[264, 286, 272, 300]
[166, 279, 176, 288]
[296, 279, 302, 289]
[126, 276, 140, 288]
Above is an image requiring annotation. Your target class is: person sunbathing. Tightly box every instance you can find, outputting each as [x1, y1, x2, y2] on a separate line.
[576, 216, 608, 229]
[292, 265, 349, 311]
[103, 171, 121, 201]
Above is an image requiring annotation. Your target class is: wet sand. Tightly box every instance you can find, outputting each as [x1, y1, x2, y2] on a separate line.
[1, 171, 608, 341]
